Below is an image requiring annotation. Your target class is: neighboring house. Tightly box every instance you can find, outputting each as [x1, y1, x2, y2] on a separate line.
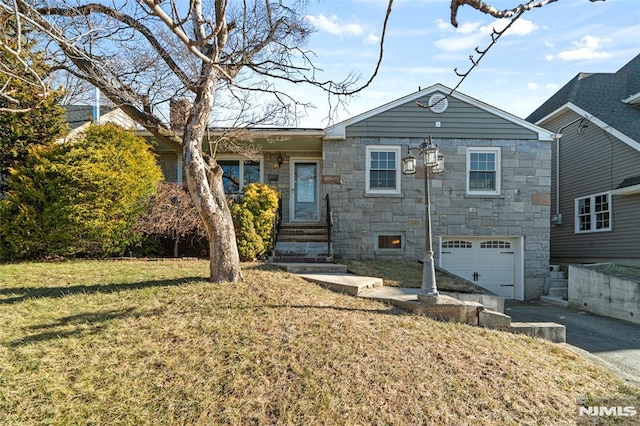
[526, 53, 640, 267]
[62, 105, 136, 141]
[157, 84, 555, 300]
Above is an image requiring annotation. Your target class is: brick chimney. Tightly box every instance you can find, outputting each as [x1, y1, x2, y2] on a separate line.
[169, 98, 192, 130]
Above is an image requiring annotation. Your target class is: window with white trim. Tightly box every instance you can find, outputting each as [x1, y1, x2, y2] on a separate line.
[218, 157, 262, 194]
[575, 192, 611, 233]
[466, 147, 501, 195]
[366, 146, 401, 194]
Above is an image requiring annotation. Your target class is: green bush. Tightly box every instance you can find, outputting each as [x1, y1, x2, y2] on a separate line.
[0, 124, 162, 259]
[230, 183, 279, 261]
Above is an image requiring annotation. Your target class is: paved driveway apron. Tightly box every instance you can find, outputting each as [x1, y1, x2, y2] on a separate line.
[505, 300, 640, 387]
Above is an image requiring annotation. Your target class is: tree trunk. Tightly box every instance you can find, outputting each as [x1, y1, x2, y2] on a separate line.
[182, 67, 243, 283]
[173, 237, 179, 258]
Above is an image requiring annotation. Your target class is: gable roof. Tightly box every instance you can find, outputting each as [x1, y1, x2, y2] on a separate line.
[325, 83, 555, 141]
[64, 105, 118, 130]
[526, 53, 640, 143]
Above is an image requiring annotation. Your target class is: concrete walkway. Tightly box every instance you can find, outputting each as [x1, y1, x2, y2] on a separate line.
[277, 263, 638, 387]
[274, 263, 565, 341]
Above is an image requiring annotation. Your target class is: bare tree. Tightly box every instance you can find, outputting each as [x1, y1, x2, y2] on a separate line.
[0, 0, 602, 282]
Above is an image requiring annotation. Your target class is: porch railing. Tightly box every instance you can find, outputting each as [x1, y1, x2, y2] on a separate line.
[325, 194, 333, 257]
[271, 193, 283, 256]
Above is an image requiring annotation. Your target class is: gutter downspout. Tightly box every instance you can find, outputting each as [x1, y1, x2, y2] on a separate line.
[553, 117, 584, 225]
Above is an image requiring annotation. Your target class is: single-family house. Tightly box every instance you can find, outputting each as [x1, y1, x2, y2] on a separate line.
[158, 85, 555, 300]
[62, 105, 136, 141]
[526, 53, 640, 267]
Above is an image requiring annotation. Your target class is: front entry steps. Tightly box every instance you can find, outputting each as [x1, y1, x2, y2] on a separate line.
[271, 223, 333, 264]
[541, 265, 569, 307]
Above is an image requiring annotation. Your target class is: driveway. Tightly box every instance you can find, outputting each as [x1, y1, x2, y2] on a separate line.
[505, 300, 640, 387]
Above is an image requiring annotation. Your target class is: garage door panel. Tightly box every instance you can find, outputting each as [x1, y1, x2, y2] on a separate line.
[441, 238, 515, 298]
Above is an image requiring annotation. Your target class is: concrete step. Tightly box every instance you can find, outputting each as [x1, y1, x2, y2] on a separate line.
[279, 227, 327, 235]
[271, 256, 333, 263]
[277, 234, 329, 242]
[540, 295, 569, 307]
[297, 273, 382, 296]
[479, 310, 511, 330]
[274, 241, 330, 258]
[271, 263, 347, 274]
[547, 287, 568, 298]
[549, 271, 567, 279]
[549, 278, 568, 287]
[510, 322, 566, 343]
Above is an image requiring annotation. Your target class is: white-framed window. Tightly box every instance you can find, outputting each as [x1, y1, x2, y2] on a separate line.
[376, 233, 404, 251]
[575, 192, 612, 233]
[217, 156, 263, 194]
[366, 145, 401, 194]
[466, 147, 501, 195]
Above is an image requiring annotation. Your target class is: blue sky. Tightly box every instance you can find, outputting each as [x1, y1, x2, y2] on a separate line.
[290, 0, 640, 127]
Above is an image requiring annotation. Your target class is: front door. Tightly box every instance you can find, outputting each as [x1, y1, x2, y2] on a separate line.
[291, 160, 319, 222]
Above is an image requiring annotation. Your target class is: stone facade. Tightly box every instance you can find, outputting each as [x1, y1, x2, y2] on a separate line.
[322, 136, 551, 299]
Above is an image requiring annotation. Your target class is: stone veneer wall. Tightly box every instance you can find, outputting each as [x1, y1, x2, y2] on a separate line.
[322, 137, 551, 299]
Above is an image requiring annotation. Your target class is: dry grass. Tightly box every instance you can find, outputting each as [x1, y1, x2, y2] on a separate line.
[342, 259, 485, 293]
[0, 259, 638, 425]
[589, 264, 640, 280]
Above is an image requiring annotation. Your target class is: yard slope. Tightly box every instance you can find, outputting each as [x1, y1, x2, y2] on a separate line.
[0, 260, 637, 425]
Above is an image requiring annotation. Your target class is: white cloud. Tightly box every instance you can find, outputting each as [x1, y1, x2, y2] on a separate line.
[433, 17, 535, 53]
[556, 35, 612, 60]
[436, 19, 450, 31]
[365, 33, 379, 44]
[306, 14, 363, 37]
[546, 83, 561, 90]
[434, 34, 483, 52]
[457, 22, 481, 35]
[527, 83, 538, 90]
[545, 54, 554, 62]
[481, 18, 537, 36]
[435, 18, 480, 35]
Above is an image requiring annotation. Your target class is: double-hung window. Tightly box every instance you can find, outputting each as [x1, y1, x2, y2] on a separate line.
[218, 157, 262, 195]
[366, 146, 401, 194]
[467, 147, 501, 195]
[575, 192, 611, 233]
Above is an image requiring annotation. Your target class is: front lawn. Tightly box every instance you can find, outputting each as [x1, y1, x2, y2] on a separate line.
[342, 259, 485, 293]
[0, 260, 637, 425]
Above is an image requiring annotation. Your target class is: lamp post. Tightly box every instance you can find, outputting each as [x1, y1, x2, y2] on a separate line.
[402, 135, 444, 301]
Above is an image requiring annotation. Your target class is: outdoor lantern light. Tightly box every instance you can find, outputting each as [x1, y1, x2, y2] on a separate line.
[423, 141, 440, 167]
[402, 151, 418, 175]
[401, 135, 445, 301]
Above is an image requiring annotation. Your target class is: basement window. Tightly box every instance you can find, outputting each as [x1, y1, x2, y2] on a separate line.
[376, 234, 403, 251]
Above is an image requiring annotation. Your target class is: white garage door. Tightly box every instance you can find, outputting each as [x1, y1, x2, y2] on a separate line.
[440, 238, 516, 298]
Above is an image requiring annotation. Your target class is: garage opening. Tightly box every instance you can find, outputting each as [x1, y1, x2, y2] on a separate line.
[440, 237, 522, 299]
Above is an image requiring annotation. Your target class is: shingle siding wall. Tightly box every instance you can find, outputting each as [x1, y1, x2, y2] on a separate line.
[323, 136, 551, 299]
[547, 112, 640, 263]
[345, 96, 539, 140]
